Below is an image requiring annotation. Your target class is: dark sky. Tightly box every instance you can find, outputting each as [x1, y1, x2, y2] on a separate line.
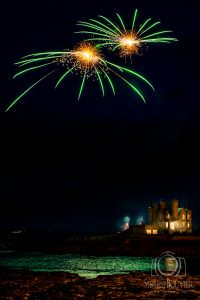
[0, 0, 199, 232]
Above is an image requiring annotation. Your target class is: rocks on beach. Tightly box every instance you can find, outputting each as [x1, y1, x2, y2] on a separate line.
[0, 269, 200, 299]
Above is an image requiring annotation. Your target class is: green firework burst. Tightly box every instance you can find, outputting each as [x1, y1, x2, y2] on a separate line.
[6, 42, 154, 111]
[75, 8, 178, 57]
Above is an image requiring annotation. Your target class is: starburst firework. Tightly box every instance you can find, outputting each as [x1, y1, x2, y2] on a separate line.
[76, 9, 178, 58]
[6, 42, 154, 111]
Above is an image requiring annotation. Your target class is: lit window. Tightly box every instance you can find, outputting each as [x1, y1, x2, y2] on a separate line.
[170, 223, 175, 230]
[152, 229, 158, 235]
[146, 229, 151, 235]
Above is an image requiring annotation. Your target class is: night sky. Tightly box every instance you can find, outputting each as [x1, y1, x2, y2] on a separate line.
[0, 0, 199, 233]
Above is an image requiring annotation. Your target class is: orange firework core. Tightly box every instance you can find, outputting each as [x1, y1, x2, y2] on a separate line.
[74, 43, 101, 66]
[119, 32, 140, 57]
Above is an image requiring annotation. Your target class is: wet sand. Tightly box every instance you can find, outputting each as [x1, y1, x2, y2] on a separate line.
[0, 269, 200, 299]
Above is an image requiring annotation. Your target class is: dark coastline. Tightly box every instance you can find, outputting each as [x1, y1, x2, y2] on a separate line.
[0, 268, 199, 299]
[1, 233, 200, 299]
[1, 232, 200, 256]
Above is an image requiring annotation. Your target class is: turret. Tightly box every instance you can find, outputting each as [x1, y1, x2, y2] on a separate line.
[171, 198, 179, 220]
[186, 209, 192, 221]
[158, 200, 167, 222]
[153, 202, 158, 224]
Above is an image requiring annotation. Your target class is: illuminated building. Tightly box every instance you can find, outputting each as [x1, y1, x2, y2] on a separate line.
[147, 199, 192, 235]
[123, 198, 192, 235]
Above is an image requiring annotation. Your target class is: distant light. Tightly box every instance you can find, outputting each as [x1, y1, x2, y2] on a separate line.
[11, 230, 24, 234]
[120, 216, 131, 231]
[122, 222, 129, 231]
[136, 216, 144, 225]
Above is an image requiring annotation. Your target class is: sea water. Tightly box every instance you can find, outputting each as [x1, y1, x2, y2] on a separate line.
[0, 252, 199, 278]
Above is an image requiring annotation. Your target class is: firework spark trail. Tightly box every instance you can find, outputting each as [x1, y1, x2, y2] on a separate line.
[76, 8, 178, 58]
[6, 42, 154, 111]
[5, 70, 58, 112]
[55, 66, 76, 88]
[78, 70, 87, 100]
[132, 8, 138, 30]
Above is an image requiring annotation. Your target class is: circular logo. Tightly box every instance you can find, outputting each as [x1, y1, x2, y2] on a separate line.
[157, 252, 179, 276]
